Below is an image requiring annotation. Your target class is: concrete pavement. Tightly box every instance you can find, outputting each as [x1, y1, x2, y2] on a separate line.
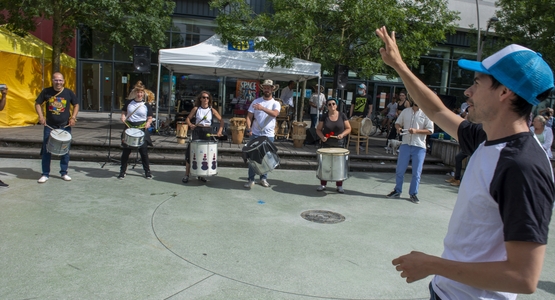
[0, 158, 554, 299]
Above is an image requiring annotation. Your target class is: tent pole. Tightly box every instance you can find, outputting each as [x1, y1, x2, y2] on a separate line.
[155, 63, 161, 129]
[168, 70, 173, 123]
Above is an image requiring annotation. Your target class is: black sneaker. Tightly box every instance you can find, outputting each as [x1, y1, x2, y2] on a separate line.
[0, 180, 8, 187]
[198, 176, 207, 182]
[386, 190, 401, 198]
[182, 176, 189, 184]
[409, 194, 420, 204]
[117, 172, 126, 180]
[145, 171, 152, 179]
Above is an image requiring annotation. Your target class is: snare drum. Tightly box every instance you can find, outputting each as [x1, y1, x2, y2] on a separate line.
[242, 136, 280, 175]
[190, 140, 218, 177]
[123, 128, 145, 147]
[316, 148, 349, 182]
[47, 129, 72, 156]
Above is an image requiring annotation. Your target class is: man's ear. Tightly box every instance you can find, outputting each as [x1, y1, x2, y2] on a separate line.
[499, 85, 517, 103]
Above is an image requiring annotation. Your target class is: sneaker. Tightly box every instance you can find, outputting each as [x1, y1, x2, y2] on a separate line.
[445, 177, 456, 183]
[37, 176, 49, 183]
[316, 185, 326, 191]
[337, 186, 345, 193]
[450, 180, 461, 187]
[260, 179, 270, 187]
[244, 180, 255, 188]
[61, 174, 72, 181]
[117, 172, 126, 180]
[409, 194, 420, 204]
[181, 176, 189, 183]
[0, 180, 8, 187]
[198, 176, 207, 182]
[145, 171, 152, 179]
[386, 190, 400, 198]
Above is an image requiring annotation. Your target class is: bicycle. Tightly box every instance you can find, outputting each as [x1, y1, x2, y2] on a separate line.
[369, 113, 386, 136]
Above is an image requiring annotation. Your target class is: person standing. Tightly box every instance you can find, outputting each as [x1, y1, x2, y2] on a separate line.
[0, 84, 8, 187]
[386, 97, 433, 203]
[349, 83, 372, 118]
[182, 91, 223, 183]
[281, 80, 295, 108]
[244, 79, 281, 188]
[315, 98, 351, 193]
[35, 72, 79, 183]
[530, 115, 553, 159]
[309, 85, 326, 129]
[118, 82, 153, 179]
[377, 27, 554, 299]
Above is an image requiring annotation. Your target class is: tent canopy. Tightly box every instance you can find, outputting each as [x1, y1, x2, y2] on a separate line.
[158, 35, 321, 82]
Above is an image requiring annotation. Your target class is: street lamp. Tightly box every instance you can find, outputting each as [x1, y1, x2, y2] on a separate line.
[477, 17, 499, 61]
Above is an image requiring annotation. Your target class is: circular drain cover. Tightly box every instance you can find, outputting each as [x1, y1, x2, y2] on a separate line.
[301, 210, 345, 224]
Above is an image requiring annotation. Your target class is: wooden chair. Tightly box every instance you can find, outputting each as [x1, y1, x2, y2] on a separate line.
[347, 119, 369, 155]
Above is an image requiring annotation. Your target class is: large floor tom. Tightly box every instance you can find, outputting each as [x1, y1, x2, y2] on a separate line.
[124, 128, 145, 147]
[190, 140, 218, 177]
[47, 129, 72, 156]
[242, 136, 280, 175]
[316, 148, 349, 181]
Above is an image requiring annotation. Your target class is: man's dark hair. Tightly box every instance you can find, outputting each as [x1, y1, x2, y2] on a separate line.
[490, 76, 551, 119]
[288, 80, 294, 86]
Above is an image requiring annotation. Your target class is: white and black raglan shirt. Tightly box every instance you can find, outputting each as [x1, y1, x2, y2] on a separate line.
[433, 120, 554, 300]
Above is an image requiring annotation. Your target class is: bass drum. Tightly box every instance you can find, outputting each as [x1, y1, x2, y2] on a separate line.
[242, 136, 280, 175]
[190, 140, 218, 177]
[316, 148, 349, 182]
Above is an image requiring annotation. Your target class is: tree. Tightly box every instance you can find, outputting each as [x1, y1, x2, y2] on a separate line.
[0, 0, 175, 74]
[210, 0, 459, 120]
[494, 0, 555, 67]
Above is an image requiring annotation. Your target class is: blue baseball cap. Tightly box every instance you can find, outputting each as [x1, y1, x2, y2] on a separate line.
[358, 83, 366, 89]
[458, 44, 554, 105]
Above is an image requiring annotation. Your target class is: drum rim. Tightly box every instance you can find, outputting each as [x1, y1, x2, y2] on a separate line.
[317, 148, 350, 154]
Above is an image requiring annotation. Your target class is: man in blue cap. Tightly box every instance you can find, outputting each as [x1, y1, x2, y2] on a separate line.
[349, 83, 373, 119]
[377, 26, 554, 299]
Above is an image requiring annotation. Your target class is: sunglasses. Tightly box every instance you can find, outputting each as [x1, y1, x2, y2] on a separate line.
[201, 96, 210, 99]
[327, 103, 336, 106]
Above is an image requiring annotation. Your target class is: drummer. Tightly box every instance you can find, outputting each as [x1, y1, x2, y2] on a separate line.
[35, 72, 79, 183]
[118, 82, 153, 179]
[182, 91, 223, 183]
[244, 79, 281, 188]
[315, 98, 351, 193]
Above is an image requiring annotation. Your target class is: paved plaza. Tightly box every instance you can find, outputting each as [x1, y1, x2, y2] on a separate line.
[0, 158, 554, 299]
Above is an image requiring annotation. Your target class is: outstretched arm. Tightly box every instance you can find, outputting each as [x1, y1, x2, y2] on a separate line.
[375, 26, 463, 140]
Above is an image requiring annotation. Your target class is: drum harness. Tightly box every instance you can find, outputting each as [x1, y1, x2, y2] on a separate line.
[124, 102, 147, 129]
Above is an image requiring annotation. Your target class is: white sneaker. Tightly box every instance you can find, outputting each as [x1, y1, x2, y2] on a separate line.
[337, 186, 345, 193]
[260, 179, 270, 187]
[62, 174, 72, 181]
[37, 176, 49, 183]
[316, 185, 326, 191]
[244, 180, 255, 188]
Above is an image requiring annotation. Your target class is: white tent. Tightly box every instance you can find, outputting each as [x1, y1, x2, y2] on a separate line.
[155, 35, 321, 125]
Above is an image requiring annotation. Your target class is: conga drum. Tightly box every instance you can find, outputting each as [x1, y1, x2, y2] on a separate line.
[229, 117, 246, 144]
[291, 122, 307, 148]
[349, 116, 362, 135]
[176, 121, 188, 144]
[190, 140, 218, 177]
[316, 148, 350, 182]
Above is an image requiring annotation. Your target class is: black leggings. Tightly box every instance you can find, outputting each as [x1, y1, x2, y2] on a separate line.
[454, 151, 468, 180]
[121, 145, 150, 172]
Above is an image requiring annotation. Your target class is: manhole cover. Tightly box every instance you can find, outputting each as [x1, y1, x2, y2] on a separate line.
[301, 210, 345, 224]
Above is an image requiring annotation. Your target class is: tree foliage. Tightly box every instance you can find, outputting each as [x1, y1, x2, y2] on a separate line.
[494, 0, 555, 67]
[0, 0, 175, 73]
[210, 0, 459, 77]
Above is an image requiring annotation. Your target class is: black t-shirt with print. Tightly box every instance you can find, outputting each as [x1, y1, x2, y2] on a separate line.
[35, 87, 78, 128]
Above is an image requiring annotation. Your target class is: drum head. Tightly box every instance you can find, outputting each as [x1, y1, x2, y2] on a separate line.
[51, 129, 72, 141]
[317, 148, 349, 155]
[359, 118, 373, 136]
[126, 128, 144, 137]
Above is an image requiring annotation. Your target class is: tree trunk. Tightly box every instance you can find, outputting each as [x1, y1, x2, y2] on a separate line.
[51, 5, 62, 74]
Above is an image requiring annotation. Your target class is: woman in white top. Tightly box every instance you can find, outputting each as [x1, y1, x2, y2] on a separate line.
[182, 91, 224, 183]
[530, 115, 553, 159]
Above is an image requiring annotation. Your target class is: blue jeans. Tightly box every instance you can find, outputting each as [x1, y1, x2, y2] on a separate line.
[247, 134, 274, 181]
[41, 126, 71, 177]
[310, 114, 318, 129]
[394, 144, 426, 196]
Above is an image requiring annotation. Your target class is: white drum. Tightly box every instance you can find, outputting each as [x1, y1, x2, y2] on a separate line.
[316, 148, 350, 181]
[124, 128, 145, 147]
[190, 140, 218, 177]
[359, 117, 373, 136]
[47, 129, 72, 156]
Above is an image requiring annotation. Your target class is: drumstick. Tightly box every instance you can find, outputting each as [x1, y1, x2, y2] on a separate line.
[44, 124, 55, 130]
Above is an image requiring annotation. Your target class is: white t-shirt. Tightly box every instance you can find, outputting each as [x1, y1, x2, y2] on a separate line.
[248, 97, 281, 137]
[395, 108, 433, 148]
[281, 86, 294, 107]
[310, 93, 326, 114]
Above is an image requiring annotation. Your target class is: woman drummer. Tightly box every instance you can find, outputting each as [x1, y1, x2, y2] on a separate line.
[182, 91, 224, 183]
[315, 98, 351, 193]
[118, 82, 153, 179]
